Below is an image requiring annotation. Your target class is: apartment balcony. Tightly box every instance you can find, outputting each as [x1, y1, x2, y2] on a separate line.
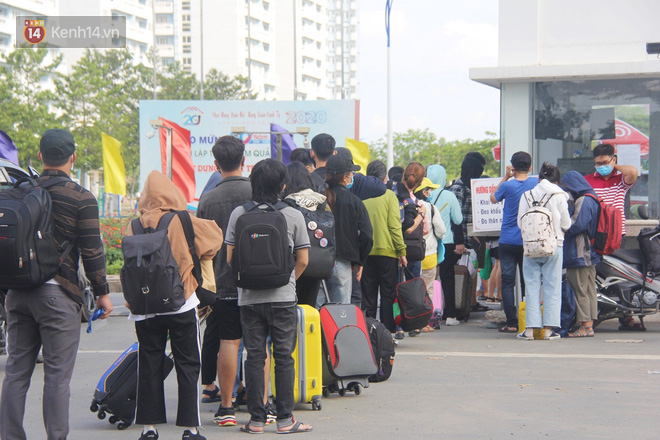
[156, 44, 174, 58]
[155, 23, 174, 36]
[154, 0, 174, 14]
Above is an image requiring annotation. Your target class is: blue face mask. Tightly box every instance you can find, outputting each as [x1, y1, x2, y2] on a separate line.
[346, 175, 354, 189]
[596, 165, 613, 176]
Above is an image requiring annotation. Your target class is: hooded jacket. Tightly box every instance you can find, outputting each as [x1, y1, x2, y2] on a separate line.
[427, 165, 463, 244]
[129, 171, 223, 302]
[560, 171, 602, 267]
[285, 189, 327, 211]
[517, 179, 571, 246]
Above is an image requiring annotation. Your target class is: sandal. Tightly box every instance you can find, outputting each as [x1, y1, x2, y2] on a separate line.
[240, 422, 264, 434]
[471, 304, 490, 312]
[277, 420, 312, 434]
[498, 325, 518, 333]
[568, 326, 594, 338]
[201, 385, 222, 403]
[421, 325, 435, 333]
[619, 317, 646, 331]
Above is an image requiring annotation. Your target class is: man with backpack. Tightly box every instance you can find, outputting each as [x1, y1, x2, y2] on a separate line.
[560, 171, 601, 338]
[0, 129, 113, 440]
[225, 158, 312, 434]
[361, 160, 407, 338]
[197, 135, 255, 426]
[490, 152, 539, 333]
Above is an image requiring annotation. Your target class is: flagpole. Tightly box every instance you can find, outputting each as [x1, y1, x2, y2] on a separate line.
[385, 0, 394, 170]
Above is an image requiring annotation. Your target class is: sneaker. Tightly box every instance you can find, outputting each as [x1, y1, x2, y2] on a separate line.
[394, 331, 405, 340]
[445, 317, 460, 326]
[408, 329, 421, 337]
[391, 334, 399, 346]
[213, 406, 237, 427]
[182, 430, 206, 440]
[545, 331, 561, 340]
[140, 431, 158, 440]
[516, 331, 534, 340]
[265, 401, 277, 425]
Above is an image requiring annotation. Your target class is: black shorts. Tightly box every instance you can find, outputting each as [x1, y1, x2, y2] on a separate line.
[216, 298, 242, 340]
[490, 246, 499, 260]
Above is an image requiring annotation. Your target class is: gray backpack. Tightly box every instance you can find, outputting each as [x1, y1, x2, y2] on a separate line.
[520, 192, 557, 258]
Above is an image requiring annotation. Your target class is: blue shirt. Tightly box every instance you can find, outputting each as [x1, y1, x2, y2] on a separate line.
[494, 177, 538, 245]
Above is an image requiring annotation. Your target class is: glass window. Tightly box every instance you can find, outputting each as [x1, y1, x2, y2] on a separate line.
[533, 78, 660, 219]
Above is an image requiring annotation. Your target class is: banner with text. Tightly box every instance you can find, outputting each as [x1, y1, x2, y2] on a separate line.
[139, 100, 359, 200]
[471, 177, 503, 233]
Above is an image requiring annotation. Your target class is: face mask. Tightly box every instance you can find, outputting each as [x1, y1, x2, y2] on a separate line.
[596, 165, 612, 176]
[346, 175, 354, 189]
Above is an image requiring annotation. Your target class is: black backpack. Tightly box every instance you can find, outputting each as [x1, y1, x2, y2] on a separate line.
[121, 211, 202, 315]
[366, 317, 395, 383]
[638, 226, 660, 275]
[231, 201, 294, 290]
[0, 177, 74, 289]
[400, 198, 425, 261]
[284, 199, 335, 279]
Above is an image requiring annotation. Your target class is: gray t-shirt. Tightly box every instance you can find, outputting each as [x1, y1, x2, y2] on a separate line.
[225, 203, 310, 306]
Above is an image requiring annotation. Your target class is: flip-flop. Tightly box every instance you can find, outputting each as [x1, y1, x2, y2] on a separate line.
[240, 422, 264, 434]
[498, 325, 518, 333]
[471, 304, 490, 312]
[277, 421, 312, 434]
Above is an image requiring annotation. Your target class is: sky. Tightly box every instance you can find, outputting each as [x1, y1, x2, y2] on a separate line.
[357, 0, 501, 144]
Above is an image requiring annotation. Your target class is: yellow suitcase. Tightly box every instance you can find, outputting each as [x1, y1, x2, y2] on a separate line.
[518, 301, 545, 339]
[271, 304, 323, 410]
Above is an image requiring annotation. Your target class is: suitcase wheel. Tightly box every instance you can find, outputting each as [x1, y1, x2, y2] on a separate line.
[97, 410, 106, 420]
[117, 422, 129, 430]
[311, 399, 322, 411]
[109, 415, 119, 425]
[90, 402, 99, 413]
[338, 388, 346, 397]
[322, 388, 330, 398]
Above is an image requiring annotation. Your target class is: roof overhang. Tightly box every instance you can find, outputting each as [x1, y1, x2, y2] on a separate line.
[469, 61, 660, 89]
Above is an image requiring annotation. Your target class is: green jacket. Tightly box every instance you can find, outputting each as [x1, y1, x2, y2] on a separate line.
[363, 190, 406, 259]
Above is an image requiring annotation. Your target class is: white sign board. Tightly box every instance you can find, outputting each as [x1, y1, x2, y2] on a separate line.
[471, 177, 503, 233]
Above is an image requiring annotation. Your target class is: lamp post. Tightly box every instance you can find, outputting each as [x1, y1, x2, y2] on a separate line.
[150, 119, 173, 179]
[385, 0, 394, 170]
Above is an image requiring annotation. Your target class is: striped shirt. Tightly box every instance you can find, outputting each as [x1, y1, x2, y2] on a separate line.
[584, 171, 631, 235]
[38, 169, 109, 302]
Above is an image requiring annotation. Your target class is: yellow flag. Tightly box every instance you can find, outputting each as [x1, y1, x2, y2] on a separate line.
[102, 133, 126, 196]
[345, 138, 370, 173]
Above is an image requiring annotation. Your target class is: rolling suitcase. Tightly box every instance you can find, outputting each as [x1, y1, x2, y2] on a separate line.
[271, 304, 323, 410]
[90, 343, 174, 430]
[454, 265, 472, 321]
[395, 269, 433, 332]
[319, 279, 378, 396]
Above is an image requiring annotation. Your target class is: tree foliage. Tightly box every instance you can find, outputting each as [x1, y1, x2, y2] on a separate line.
[0, 47, 255, 192]
[371, 129, 500, 183]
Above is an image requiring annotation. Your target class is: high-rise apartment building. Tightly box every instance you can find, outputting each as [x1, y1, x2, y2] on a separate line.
[0, 0, 358, 101]
[327, 0, 358, 100]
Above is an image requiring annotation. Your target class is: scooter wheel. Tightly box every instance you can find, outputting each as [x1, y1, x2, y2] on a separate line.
[354, 386, 361, 395]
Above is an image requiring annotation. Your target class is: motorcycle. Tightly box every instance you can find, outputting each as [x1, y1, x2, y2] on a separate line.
[595, 247, 660, 328]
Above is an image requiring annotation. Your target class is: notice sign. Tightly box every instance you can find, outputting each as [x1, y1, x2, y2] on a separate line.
[471, 177, 503, 233]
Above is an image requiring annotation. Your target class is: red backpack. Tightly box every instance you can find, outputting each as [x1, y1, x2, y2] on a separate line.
[584, 193, 623, 255]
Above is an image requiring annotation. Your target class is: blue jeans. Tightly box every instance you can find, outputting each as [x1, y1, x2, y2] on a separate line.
[318, 259, 352, 306]
[406, 260, 421, 279]
[240, 302, 297, 429]
[522, 247, 563, 328]
[499, 244, 525, 327]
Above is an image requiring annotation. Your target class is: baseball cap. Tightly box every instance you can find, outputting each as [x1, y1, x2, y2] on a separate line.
[326, 155, 360, 175]
[511, 151, 531, 170]
[334, 147, 353, 162]
[40, 129, 76, 162]
[418, 177, 440, 191]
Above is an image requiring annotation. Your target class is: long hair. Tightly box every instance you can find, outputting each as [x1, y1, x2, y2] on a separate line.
[324, 172, 348, 210]
[281, 161, 315, 198]
[398, 162, 425, 200]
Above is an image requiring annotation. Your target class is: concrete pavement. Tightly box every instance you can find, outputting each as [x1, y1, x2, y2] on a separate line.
[2, 294, 660, 439]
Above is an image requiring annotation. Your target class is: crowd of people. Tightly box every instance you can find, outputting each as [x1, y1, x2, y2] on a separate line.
[0, 128, 638, 440]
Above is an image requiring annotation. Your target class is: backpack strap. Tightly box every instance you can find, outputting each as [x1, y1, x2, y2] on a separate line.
[34, 176, 76, 261]
[175, 211, 203, 288]
[432, 188, 445, 206]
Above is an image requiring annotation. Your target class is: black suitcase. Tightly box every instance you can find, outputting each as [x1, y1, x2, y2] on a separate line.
[395, 270, 433, 332]
[90, 342, 173, 430]
[454, 265, 472, 321]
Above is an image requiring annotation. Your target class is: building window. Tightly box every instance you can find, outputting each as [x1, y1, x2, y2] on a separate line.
[263, 42, 269, 51]
[263, 21, 270, 31]
[183, 58, 191, 65]
[182, 0, 191, 10]
[137, 17, 147, 29]
[156, 36, 169, 45]
[183, 44, 191, 53]
[532, 78, 660, 218]
[182, 14, 191, 22]
[263, 1, 270, 11]
[182, 36, 191, 43]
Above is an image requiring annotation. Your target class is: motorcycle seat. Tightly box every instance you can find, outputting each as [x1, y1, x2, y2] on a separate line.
[611, 249, 644, 267]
